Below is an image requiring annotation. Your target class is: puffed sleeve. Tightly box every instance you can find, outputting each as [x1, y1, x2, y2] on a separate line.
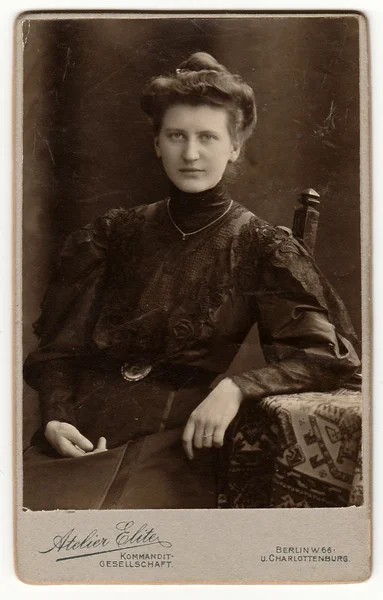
[23, 208, 126, 426]
[230, 223, 360, 400]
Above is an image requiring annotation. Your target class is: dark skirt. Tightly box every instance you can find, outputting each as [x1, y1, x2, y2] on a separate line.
[23, 364, 219, 510]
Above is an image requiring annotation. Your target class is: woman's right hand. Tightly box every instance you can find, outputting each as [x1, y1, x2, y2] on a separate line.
[44, 421, 107, 458]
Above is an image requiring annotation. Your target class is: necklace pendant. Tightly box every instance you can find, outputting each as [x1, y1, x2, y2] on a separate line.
[182, 233, 186, 241]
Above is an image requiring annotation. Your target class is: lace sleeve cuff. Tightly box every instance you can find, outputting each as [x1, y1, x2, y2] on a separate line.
[39, 388, 76, 427]
[34, 359, 77, 427]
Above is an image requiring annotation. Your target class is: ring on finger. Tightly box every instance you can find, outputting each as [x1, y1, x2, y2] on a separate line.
[203, 432, 214, 439]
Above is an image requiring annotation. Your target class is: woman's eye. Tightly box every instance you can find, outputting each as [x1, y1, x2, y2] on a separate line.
[168, 132, 184, 140]
[200, 133, 217, 141]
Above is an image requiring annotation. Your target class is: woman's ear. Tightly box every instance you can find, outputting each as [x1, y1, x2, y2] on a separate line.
[154, 137, 161, 158]
[229, 141, 241, 163]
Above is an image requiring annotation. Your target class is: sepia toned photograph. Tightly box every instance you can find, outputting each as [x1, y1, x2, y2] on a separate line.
[15, 11, 371, 584]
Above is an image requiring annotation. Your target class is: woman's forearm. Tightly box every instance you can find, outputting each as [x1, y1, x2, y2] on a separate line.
[35, 358, 77, 427]
[229, 336, 360, 401]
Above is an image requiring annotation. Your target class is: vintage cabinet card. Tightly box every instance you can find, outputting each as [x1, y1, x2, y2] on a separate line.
[15, 11, 371, 584]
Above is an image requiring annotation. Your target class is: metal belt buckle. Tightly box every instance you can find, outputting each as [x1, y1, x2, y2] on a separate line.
[121, 363, 152, 382]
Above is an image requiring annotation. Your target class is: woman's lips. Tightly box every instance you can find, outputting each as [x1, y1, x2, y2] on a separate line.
[179, 169, 204, 175]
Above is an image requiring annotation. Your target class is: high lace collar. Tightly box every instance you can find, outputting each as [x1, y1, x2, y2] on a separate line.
[167, 179, 232, 234]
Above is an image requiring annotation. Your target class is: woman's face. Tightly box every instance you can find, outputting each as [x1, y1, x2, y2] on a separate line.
[155, 104, 240, 194]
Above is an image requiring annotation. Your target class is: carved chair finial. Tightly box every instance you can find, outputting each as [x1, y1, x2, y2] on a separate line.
[299, 188, 321, 206]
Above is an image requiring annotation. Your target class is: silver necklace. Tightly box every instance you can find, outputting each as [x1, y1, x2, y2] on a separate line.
[166, 198, 233, 241]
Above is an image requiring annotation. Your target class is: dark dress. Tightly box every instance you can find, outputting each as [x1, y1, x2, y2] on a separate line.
[23, 182, 360, 510]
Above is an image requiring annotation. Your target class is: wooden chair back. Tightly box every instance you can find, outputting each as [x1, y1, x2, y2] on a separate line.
[292, 188, 320, 254]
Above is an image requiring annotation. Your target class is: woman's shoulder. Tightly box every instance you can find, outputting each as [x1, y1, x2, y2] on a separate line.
[58, 204, 148, 259]
[90, 200, 165, 237]
[231, 202, 301, 258]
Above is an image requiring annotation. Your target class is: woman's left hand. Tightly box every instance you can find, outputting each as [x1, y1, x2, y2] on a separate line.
[182, 378, 243, 459]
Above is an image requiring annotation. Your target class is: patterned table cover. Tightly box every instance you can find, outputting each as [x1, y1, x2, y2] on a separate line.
[218, 390, 363, 508]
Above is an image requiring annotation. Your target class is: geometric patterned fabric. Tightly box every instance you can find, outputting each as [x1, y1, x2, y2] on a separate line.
[218, 390, 363, 508]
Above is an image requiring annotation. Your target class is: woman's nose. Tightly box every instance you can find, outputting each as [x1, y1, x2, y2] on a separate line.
[182, 139, 200, 161]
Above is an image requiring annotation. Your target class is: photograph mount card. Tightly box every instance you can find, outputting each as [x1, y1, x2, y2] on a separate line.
[15, 10, 371, 584]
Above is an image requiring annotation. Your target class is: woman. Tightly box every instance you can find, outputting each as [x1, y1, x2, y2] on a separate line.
[23, 52, 360, 510]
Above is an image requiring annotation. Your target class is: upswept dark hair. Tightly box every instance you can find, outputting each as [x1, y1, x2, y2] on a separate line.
[140, 52, 257, 144]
